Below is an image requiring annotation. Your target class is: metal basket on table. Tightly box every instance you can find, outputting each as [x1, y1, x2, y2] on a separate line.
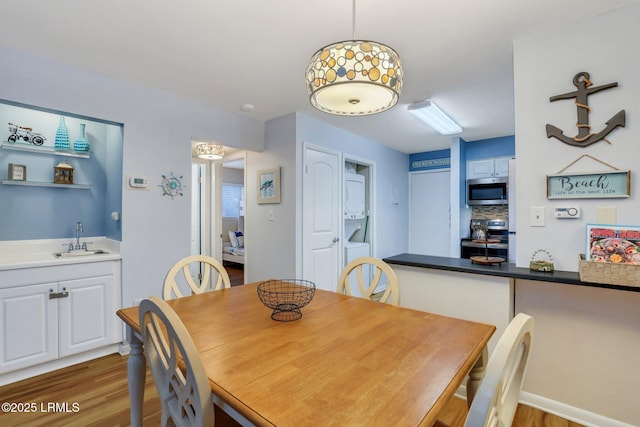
[257, 279, 316, 321]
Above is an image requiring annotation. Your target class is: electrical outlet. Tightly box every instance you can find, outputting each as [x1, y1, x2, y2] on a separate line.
[530, 207, 545, 227]
[597, 207, 617, 224]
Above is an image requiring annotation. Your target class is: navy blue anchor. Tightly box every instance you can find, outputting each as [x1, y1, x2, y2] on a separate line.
[546, 72, 625, 147]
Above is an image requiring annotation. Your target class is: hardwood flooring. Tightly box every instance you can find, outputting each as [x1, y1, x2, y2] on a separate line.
[224, 262, 244, 287]
[0, 353, 584, 427]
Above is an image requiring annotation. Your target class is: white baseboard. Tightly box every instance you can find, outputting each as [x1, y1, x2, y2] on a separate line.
[520, 391, 636, 427]
[455, 386, 634, 427]
[118, 342, 130, 355]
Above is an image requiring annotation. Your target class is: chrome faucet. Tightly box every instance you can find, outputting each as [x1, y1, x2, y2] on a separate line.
[75, 221, 83, 250]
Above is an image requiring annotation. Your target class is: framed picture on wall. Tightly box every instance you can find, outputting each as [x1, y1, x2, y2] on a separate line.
[586, 224, 640, 264]
[8, 163, 26, 181]
[257, 167, 281, 204]
[547, 170, 630, 199]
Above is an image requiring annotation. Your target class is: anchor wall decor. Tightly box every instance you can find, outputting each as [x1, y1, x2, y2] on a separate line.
[546, 71, 625, 147]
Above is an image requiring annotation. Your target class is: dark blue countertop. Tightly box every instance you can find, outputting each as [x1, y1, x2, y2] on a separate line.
[383, 253, 640, 293]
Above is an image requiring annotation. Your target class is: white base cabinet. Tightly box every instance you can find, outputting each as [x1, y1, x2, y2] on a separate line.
[0, 261, 121, 379]
[0, 282, 58, 372]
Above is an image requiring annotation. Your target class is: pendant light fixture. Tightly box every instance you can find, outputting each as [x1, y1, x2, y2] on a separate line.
[195, 142, 224, 160]
[305, 0, 403, 116]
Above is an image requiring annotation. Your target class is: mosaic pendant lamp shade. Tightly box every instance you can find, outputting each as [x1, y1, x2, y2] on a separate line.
[195, 143, 224, 160]
[305, 0, 403, 116]
[306, 40, 403, 115]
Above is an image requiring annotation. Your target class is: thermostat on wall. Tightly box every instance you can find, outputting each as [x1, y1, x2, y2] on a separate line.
[128, 175, 150, 190]
[555, 207, 581, 218]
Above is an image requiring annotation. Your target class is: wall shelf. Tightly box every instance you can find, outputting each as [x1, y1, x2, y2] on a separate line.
[1, 142, 90, 158]
[1, 180, 92, 190]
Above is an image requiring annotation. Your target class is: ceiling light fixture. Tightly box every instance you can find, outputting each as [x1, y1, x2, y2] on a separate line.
[305, 0, 403, 116]
[407, 100, 462, 135]
[195, 143, 224, 160]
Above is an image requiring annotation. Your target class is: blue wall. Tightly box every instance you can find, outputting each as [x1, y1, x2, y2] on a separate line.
[409, 149, 451, 171]
[464, 135, 515, 161]
[409, 136, 514, 209]
[0, 100, 123, 241]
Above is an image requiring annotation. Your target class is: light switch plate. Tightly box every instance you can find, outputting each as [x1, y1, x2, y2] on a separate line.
[530, 207, 545, 226]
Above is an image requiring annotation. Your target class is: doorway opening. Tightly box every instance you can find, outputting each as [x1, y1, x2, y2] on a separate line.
[216, 155, 246, 286]
[191, 149, 247, 287]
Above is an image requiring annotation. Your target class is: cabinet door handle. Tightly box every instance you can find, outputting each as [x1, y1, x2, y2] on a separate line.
[49, 288, 69, 299]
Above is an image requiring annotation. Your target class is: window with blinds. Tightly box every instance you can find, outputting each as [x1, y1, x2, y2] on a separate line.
[222, 183, 244, 218]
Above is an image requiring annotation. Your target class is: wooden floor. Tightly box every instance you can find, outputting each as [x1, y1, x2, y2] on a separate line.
[0, 353, 584, 427]
[224, 262, 244, 287]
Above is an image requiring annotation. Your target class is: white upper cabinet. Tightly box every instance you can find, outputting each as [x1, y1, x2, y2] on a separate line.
[467, 156, 512, 179]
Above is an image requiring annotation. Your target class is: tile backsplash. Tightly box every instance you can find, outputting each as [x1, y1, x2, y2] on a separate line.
[472, 205, 508, 220]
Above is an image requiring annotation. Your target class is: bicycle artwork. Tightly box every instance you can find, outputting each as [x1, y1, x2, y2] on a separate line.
[7, 122, 47, 146]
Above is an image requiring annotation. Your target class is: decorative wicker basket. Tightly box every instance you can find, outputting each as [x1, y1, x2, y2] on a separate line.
[257, 279, 315, 321]
[579, 254, 640, 287]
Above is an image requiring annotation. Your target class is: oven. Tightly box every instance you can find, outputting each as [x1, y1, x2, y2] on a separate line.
[460, 219, 509, 260]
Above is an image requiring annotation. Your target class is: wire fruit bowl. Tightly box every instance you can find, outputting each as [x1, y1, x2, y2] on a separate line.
[257, 279, 316, 321]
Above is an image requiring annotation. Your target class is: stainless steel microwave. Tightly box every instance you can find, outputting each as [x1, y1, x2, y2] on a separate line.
[466, 177, 508, 205]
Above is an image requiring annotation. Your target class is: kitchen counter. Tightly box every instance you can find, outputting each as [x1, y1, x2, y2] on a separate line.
[0, 237, 121, 271]
[383, 253, 640, 292]
[384, 253, 640, 426]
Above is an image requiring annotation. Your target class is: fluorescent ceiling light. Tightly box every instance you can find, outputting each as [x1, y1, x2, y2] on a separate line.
[407, 100, 462, 135]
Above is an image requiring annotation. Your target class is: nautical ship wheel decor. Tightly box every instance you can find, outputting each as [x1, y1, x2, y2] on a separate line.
[159, 172, 185, 199]
[546, 71, 626, 147]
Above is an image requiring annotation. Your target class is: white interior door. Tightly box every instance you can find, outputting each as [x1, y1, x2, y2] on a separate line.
[303, 146, 341, 292]
[409, 170, 451, 256]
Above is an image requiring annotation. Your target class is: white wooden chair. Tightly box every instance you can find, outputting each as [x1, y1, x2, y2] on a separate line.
[163, 255, 231, 299]
[435, 313, 535, 427]
[139, 296, 215, 427]
[337, 256, 400, 305]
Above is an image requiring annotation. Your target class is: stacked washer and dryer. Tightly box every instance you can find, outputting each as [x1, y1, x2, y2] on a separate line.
[344, 172, 370, 296]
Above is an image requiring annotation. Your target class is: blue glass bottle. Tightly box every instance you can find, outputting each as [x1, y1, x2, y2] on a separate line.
[54, 116, 70, 150]
[74, 123, 90, 152]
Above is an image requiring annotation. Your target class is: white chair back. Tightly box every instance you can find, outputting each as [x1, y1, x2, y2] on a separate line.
[163, 254, 231, 299]
[464, 313, 535, 427]
[337, 256, 400, 305]
[139, 296, 215, 427]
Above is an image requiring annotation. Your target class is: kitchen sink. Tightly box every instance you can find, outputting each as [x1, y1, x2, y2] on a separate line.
[53, 249, 109, 258]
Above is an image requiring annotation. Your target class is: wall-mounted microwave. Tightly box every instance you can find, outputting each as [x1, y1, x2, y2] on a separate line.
[467, 177, 508, 205]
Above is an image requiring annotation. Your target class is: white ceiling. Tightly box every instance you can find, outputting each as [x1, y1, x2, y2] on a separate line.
[2, 0, 638, 154]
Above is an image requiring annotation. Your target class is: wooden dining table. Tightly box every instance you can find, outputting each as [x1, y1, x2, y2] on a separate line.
[116, 282, 495, 427]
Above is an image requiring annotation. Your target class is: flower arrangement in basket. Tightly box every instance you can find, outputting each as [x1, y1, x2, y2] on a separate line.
[530, 249, 554, 272]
